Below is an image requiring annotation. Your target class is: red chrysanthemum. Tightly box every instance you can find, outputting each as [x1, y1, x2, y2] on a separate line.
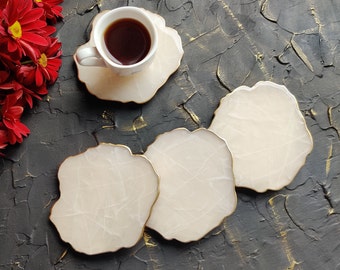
[0, 0, 49, 60]
[1, 93, 30, 145]
[36, 37, 62, 85]
[0, 0, 63, 156]
[0, 80, 41, 108]
[17, 38, 62, 95]
[0, 123, 9, 157]
[17, 37, 62, 88]
[34, 0, 63, 24]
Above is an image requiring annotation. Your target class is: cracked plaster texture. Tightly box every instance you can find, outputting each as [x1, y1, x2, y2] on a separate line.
[1, 0, 340, 269]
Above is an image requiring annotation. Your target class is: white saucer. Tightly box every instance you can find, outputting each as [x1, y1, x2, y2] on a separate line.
[74, 9, 184, 103]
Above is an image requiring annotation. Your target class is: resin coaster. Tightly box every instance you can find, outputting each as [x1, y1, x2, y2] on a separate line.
[209, 81, 313, 192]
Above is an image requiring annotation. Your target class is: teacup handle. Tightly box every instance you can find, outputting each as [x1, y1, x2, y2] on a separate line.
[75, 47, 106, 67]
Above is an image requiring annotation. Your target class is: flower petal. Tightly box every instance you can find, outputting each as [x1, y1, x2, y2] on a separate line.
[21, 32, 48, 46]
[21, 20, 47, 32]
[35, 68, 44, 87]
[19, 39, 40, 59]
[20, 8, 45, 25]
[7, 106, 24, 119]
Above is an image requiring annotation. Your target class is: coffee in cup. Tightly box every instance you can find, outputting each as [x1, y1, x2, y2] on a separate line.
[76, 7, 158, 76]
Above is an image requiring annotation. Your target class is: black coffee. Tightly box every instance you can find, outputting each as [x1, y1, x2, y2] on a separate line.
[104, 18, 151, 65]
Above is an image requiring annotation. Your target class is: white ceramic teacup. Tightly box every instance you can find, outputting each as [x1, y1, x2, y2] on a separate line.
[76, 7, 158, 76]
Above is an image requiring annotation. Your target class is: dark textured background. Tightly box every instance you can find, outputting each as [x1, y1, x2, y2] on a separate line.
[1, 0, 340, 269]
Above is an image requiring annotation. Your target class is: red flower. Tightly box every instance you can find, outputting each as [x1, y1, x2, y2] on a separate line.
[15, 64, 36, 86]
[0, 123, 9, 157]
[34, 0, 63, 24]
[0, 0, 49, 60]
[0, 0, 63, 156]
[37, 37, 62, 84]
[17, 37, 62, 87]
[0, 80, 41, 108]
[1, 93, 30, 145]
